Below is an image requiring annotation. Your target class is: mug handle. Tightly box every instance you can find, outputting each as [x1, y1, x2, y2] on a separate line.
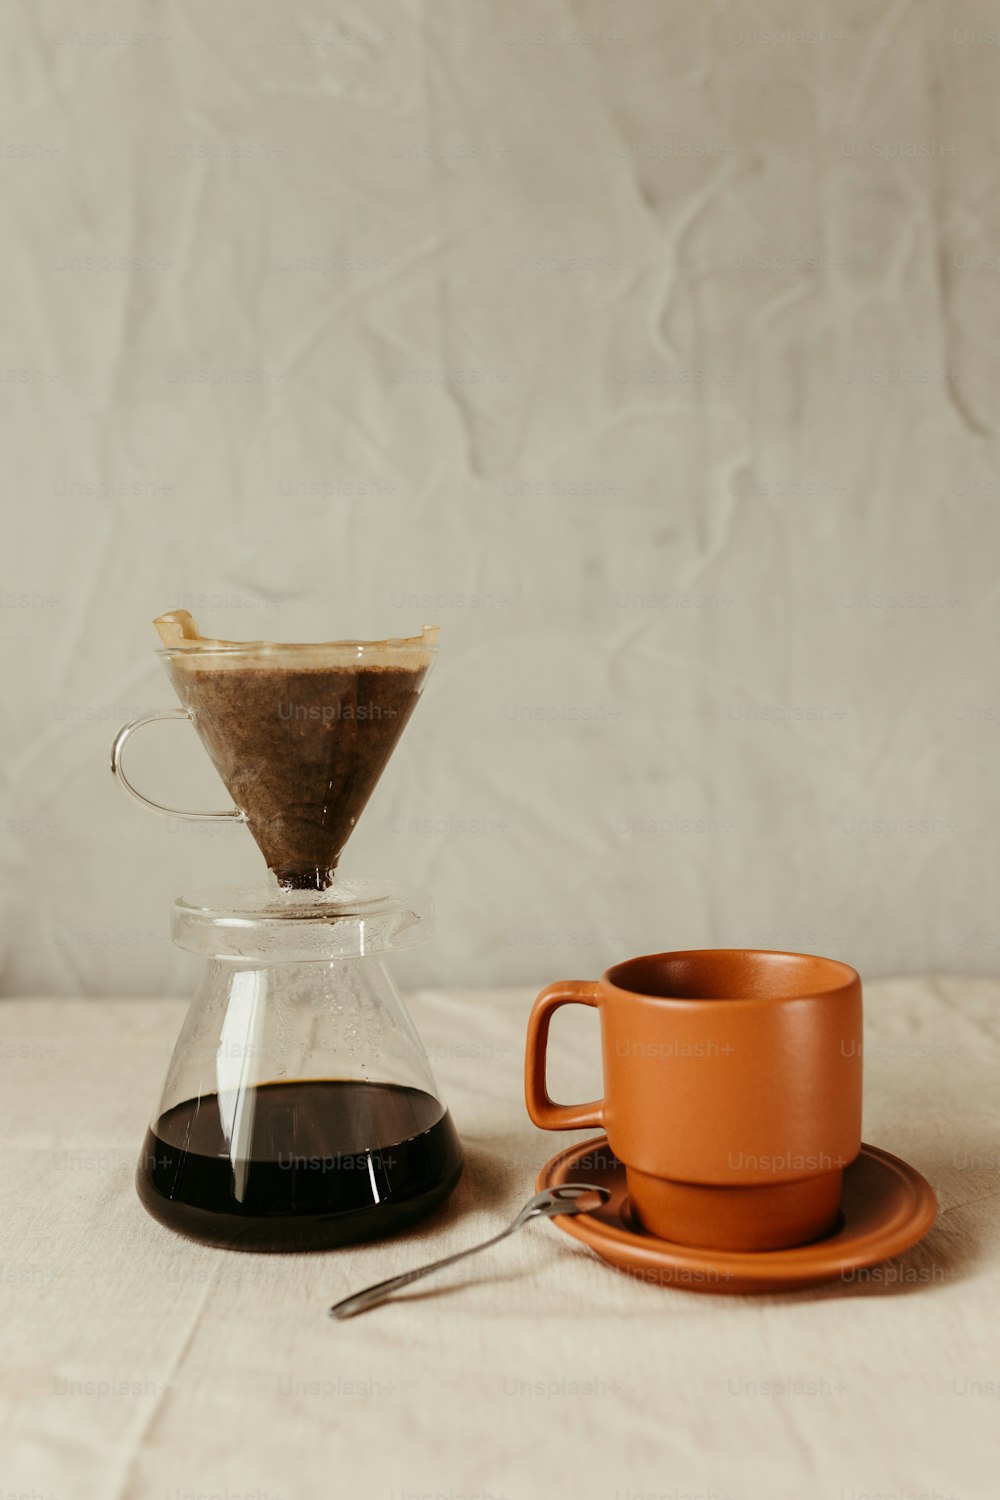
[524, 980, 604, 1130]
[110, 710, 245, 823]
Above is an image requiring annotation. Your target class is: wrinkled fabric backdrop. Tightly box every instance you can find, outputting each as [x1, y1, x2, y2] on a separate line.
[2, 0, 998, 996]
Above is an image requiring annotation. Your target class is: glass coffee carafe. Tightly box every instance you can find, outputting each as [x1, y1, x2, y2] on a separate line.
[112, 611, 463, 1251]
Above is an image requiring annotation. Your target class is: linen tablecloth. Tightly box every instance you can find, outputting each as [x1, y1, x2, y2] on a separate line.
[1, 980, 997, 1500]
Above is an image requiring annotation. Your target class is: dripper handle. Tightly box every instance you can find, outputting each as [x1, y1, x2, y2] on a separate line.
[110, 710, 245, 823]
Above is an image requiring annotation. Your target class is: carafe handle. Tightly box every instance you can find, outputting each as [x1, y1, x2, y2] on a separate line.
[110, 709, 245, 823]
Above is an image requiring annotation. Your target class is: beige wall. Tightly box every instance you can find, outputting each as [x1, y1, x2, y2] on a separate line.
[3, 0, 998, 995]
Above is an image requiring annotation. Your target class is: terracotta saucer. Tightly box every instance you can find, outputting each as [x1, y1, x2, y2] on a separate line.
[537, 1136, 938, 1295]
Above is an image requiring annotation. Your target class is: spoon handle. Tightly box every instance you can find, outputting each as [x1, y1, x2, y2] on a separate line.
[329, 1224, 517, 1319]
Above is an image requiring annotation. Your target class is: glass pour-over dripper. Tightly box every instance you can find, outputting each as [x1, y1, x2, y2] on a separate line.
[113, 608, 439, 891]
[112, 612, 462, 1251]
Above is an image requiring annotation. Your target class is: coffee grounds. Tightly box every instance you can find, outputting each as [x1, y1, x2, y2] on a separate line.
[167, 662, 428, 889]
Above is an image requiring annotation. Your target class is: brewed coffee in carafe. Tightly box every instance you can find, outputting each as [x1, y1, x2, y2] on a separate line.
[113, 612, 463, 1251]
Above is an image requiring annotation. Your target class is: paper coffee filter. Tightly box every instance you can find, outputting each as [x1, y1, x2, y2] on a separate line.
[154, 610, 440, 670]
[153, 609, 439, 890]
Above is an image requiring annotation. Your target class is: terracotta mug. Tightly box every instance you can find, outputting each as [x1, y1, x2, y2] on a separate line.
[524, 949, 863, 1252]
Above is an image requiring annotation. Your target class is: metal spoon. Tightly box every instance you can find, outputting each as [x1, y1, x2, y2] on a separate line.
[328, 1183, 610, 1320]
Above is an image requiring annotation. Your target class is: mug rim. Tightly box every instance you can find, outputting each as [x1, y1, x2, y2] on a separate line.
[603, 947, 860, 1004]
